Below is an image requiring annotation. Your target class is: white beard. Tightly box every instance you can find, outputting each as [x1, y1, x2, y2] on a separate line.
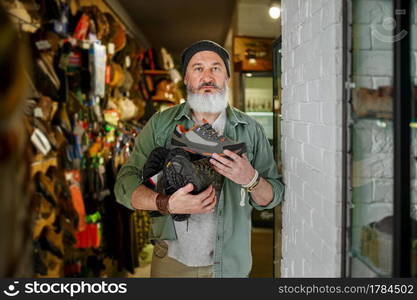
[187, 86, 229, 113]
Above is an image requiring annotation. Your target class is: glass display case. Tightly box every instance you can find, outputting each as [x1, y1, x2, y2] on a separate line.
[241, 72, 274, 143]
[240, 72, 275, 229]
[347, 0, 417, 277]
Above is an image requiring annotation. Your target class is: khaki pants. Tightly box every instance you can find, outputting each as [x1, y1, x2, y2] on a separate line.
[150, 241, 213, 278]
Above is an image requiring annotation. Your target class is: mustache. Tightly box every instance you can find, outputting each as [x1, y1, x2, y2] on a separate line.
[198, 82, 221, 90]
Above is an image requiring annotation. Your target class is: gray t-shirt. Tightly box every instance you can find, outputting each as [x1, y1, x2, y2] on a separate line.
[165, 110, 226, 266]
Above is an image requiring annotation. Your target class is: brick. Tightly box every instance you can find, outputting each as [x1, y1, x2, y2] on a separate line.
[300, 0, 310, 24]
[291, 25, 302, 49]
[300, 102, 320, 123]
[301, 20, 313, 43]
[293, 83, 308, 102]
[303, 143, 323, 169]
[297, 196, 313, 226]
[310, 169, 325, 192]
[323, 197, 342, 227]
[303, 58, 322, 81]
[288, 103, 300, 121]
[309, 0, 322, 15]
[304, 185, 323, 213]
[304, 217, 323, 253]
[311, 9, 323, 37]
[294, 44, 310, 66]
[322, 49, 343, 77]
[310, 124, 336, 150]
[322, 0, 342, 29]
[288, 64, 303, 85]
[320, 75, 342, 102]
[286, 138, 303, 160]
[320, 221, 341, 252]
[320, 23, 342, 50]
[281, 120, 292, 138]
[321, 151, 340, 177]
[321, 102, 342, 126]
[293, 122, 309, 142]
[307, 79, 321, 102]
[311, 252, 327, 277]
[322, 176, 342, 203]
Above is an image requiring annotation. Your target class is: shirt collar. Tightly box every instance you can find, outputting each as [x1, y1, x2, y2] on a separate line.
[174, 102, 248, 126]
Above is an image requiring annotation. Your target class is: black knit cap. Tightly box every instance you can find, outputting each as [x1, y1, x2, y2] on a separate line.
[181, 40, 231, 77]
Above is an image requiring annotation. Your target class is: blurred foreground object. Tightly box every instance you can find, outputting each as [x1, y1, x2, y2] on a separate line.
[0, 3, 33, 277]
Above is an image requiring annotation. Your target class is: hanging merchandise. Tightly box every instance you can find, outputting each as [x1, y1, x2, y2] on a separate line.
[5, 0, 181, 278]
[89, 43, 106, 98]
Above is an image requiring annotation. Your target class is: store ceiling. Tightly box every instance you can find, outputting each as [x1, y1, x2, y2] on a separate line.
[118, 0, 236, 65]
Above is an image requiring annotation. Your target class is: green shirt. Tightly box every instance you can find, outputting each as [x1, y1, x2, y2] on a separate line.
[114, 103, 284, 277]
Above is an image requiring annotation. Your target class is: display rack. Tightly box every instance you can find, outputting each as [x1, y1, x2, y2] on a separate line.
[31, 154, 58, 176]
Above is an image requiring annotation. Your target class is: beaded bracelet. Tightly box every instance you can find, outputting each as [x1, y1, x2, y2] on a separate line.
[242, 170, 259, 189]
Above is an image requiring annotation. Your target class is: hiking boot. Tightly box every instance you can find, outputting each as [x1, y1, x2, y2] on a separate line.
[171, 122, 246, 157]
[33, 193, 57, 240]
[163, 149, 220, 221]
[164, 154, 217, 195]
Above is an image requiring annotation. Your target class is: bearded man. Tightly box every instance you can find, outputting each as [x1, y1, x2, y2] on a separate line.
[114, 40, 284, 278]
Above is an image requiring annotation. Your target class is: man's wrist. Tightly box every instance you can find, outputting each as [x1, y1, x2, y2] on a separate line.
[156, 193, 171, 215]
[242, 169, 259, 189]
[247, 175, 261, 193]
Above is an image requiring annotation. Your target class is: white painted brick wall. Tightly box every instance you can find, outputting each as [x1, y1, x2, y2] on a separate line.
[281, 0, 343, 277]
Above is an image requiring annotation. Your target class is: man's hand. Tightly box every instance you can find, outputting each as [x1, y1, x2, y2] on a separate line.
[209, 149, 256, 185]
[168, 183, 217, 214]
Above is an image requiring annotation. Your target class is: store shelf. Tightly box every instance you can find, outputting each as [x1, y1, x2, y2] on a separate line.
[350, 248, 390, 277]
[143, 70, 170, 76]
[31, 155, 58, 176]
[152, 97, 176, 103]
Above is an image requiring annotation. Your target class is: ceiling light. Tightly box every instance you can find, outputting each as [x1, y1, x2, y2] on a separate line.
[246, 73, 253, 77]
[269, 1, 281, 19]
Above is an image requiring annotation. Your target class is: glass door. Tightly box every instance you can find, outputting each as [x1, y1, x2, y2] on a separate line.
[348, 0, 394, 277]
[347, 0, 415, 277]
[272, 38, 282, 278]
[241, 72, 274, 145]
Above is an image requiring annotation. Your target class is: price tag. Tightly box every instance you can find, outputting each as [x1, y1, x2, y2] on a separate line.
[81, 40, 90, 49]
[125, 56, 131, 68]
[35, 40, 51, 50]
[107, 43, 115, 55]
[34, 107, 44, 119]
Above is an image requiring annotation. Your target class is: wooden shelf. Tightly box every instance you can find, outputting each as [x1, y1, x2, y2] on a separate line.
[152, 97, 177, 104]
[31, 155, 58, 176]
[143, 70, 170, 76]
